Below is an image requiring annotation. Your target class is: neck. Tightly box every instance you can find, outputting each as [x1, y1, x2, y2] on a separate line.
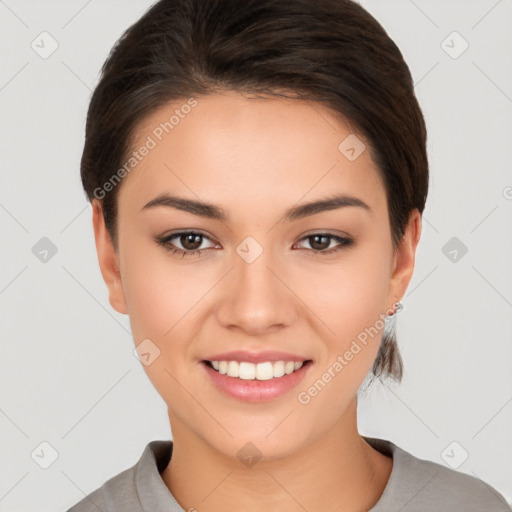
[161, 399, 393, 512]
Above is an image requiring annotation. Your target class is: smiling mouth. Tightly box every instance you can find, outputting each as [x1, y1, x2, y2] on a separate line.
[202, 359, 313, 380]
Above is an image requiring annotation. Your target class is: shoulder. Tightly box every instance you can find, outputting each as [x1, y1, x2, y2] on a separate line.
[365, 437, 512, 512]
[65, 440, 175, 512]
[65, 465, 138, 512]
[400, 453, 512, 511]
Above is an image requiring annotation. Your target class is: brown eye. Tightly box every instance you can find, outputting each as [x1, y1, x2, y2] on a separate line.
[179, 233, 203, 251]
[308, 234, 331, 251]
[156, 231, 217, 257]
[296, 233, 354, 255]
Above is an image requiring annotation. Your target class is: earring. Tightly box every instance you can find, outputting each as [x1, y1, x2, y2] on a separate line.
[386, 300, 403, 319]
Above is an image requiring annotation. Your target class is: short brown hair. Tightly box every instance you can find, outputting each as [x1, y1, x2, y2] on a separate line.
[80, 0, 429, 383]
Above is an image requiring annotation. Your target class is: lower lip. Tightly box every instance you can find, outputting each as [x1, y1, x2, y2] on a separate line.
[201, 360, 313, 403]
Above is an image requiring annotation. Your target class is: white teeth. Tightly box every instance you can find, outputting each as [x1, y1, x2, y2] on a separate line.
[256, 362, 273, 380]
[218, 361, 228, 374]
[208, 360, 306, 380]
[227, 361, 239, 377]
[285, 361, 295, 374]
[239, 362, 255, 379]
[273, 361, 285, 378]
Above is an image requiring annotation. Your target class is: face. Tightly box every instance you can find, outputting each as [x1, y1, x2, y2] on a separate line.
[92, 90, 421, 460]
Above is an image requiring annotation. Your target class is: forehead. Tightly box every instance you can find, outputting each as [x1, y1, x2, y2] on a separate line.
[118, 91, 385, 214]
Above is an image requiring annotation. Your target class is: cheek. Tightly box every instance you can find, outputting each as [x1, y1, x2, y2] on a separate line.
[118, 238, 190, 343]
[119, 248, 201, 394]
[292, 254, 391, 419]
[299, 251, 391, 340]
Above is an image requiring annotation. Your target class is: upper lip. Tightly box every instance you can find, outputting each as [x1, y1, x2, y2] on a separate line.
[202, 350, 312, 364]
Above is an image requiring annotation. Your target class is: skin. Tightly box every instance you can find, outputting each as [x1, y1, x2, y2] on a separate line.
[92, 90, 421, 512]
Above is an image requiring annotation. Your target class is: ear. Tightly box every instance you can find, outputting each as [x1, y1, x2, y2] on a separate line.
[91, 199, 128, 315]
[387, 209, 422, 309]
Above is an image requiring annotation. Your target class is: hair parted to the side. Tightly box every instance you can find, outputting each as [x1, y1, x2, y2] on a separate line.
[80, 0, 429, 384]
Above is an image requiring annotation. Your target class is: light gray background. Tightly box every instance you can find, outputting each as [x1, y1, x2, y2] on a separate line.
[1, 0, 511, 510]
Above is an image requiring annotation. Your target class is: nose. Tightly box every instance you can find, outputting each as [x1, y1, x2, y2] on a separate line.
[215, 241, 297, 336]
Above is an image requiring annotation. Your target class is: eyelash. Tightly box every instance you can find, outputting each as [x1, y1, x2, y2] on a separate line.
[155, 230, 355, 258]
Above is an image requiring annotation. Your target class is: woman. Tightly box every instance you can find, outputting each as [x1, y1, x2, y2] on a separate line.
[68, 0, 512, 510]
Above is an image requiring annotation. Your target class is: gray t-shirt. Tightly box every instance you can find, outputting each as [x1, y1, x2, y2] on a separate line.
[66, 436, 512, 511]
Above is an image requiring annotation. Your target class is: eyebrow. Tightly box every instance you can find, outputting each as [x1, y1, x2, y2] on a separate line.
[141, 193, 371, 222]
